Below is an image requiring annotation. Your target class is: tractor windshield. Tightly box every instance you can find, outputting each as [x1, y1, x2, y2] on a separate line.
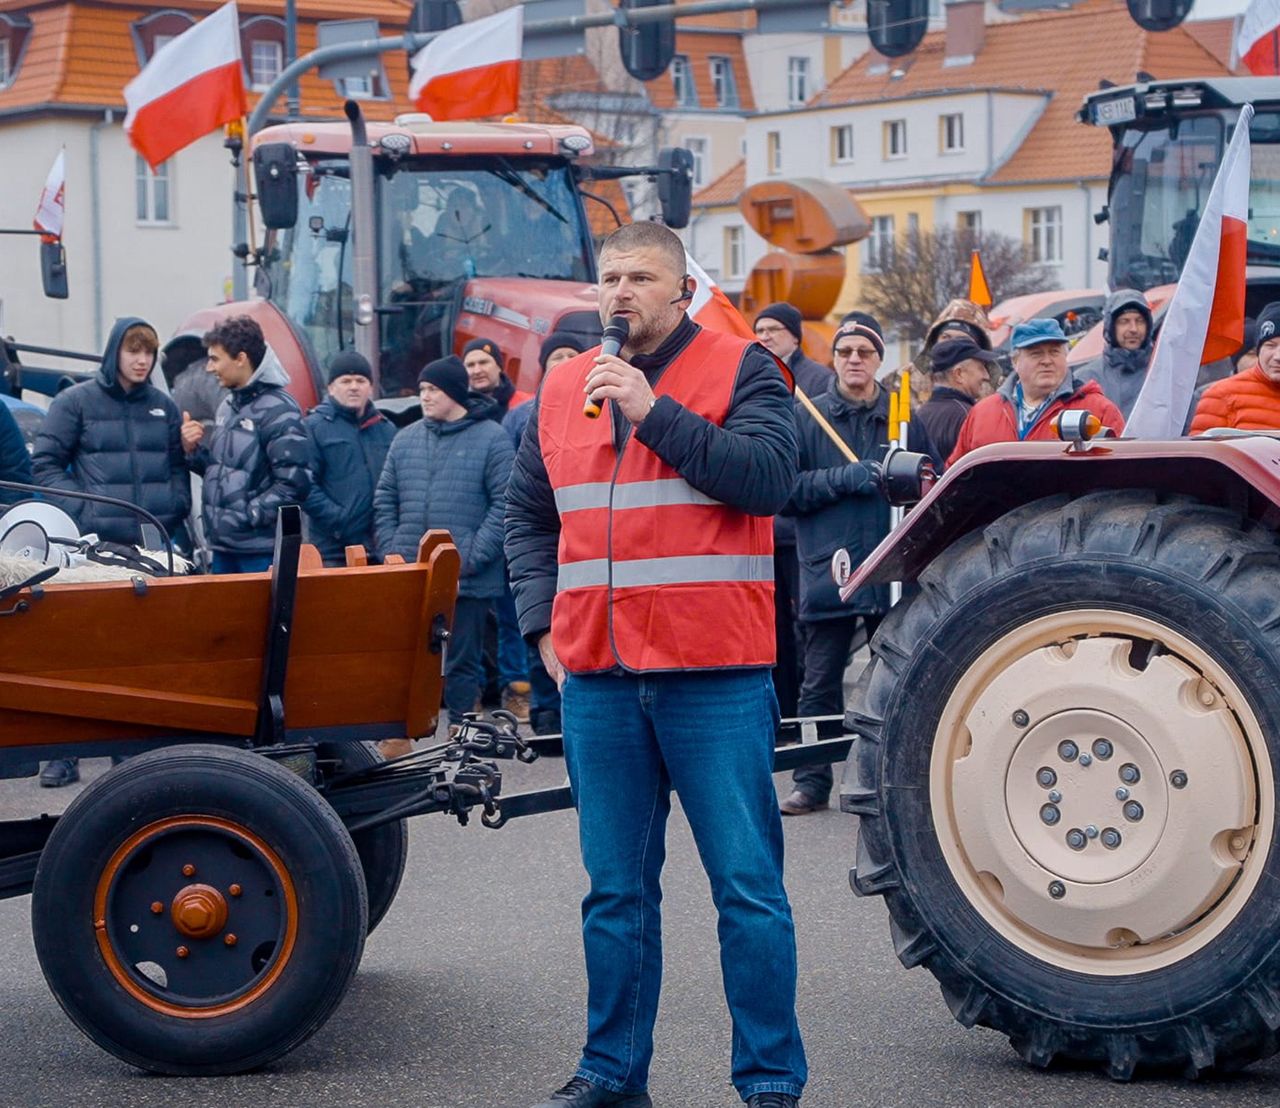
[1108, 110, 1280, 290]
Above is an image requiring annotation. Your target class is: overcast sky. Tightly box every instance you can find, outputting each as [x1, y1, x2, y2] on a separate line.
[1189, 0, 1247, 19]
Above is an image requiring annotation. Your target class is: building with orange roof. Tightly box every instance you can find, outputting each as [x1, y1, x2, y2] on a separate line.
[735, 0, 1231, 322]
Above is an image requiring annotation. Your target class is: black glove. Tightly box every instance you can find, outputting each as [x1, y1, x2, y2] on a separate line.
[835, 461, 881, 495]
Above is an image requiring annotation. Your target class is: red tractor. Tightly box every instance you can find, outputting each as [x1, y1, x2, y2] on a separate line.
[841, 427, 1280, 1078]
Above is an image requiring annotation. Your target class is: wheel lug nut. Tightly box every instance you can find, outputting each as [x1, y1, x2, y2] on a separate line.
[224, 933, 237, 947]
[1040, 804, 1061, 825]
[150, 901, 164, 915]
[1079, 753, 1093, 767]
[1115, 787, 1130, 801]
[1048, 790, 1062, 804]
[1066, 828, 1087, 850]
[229, 884, 242, 897]
[182, 864, 196, 878]
[1119, 763, 1140, 784]
[176, 946, 189, 958]
[1058, 740, 1079, 762]
[1101, 827, 1122, 849]
[1048, 881, 1066, 899]
[1037, 767, 1057, 788]
[1123, 800, 1145, 822]
[1013, 709, 1030, 728]
[1170, 770, 1188, 789]
[1092, 738, 1113, 760]
[1085, 825, 1099, 839]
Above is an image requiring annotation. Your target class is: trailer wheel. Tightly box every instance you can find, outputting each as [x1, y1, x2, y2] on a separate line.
[317, 741, 409, 935]
[32, 744, 367, 1075]
[846, 492, 1280, 1079]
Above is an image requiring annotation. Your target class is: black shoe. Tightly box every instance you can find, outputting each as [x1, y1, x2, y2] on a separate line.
[779, 789, 826, 815]
[746, 1095, 800, 1108]
[531, 708, 562, 736]
[39, 758, 80, 788]
[530, 1076, 652, 1108]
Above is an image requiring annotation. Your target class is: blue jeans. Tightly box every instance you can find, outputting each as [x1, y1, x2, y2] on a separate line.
[496, 578, 528, 688]
[209, 550, 272, 574]
[562, 668, 806, 1102]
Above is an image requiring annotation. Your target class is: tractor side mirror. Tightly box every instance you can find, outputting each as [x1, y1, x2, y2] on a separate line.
[658, 147, 693, 230]
[254, 143, 299, 230]
[40, 239, 68, 300]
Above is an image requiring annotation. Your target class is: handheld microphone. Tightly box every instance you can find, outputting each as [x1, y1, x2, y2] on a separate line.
[584, 315, 630, 419]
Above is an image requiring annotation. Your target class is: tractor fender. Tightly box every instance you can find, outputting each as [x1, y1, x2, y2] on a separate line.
[840, 434, 1280, 596]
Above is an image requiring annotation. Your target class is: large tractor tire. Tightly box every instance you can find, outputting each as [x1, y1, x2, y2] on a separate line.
[846, 492, 1280, 1079]
[316, 740, 409, 935]
[32, 745, 367, 1075]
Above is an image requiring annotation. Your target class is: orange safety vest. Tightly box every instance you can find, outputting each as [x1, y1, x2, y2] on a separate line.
[539, 327, 776, 674]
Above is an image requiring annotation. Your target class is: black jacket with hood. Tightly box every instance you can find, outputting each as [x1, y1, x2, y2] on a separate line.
[1077, 288, 1153, 418]
[188, 350, 310, 554]
[32, 316, 190, 544]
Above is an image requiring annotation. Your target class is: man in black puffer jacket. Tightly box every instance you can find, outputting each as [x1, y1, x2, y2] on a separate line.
[303, 351, 395, 566]
[34, 316, 190, 547]
[182, 316, 310, 574]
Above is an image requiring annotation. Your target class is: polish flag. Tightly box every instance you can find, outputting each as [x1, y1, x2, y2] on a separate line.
[1125, 104, 1252, 439]
[1237, 0, 1280, 75]
[33, 150, 65, 239]
[409, 6, 523, 121]
[124, 1, 247, 171]
[684, 252, 793, 390]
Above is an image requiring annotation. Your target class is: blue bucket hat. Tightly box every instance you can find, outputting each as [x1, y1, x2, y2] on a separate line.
[1011, 318, 1069, 349]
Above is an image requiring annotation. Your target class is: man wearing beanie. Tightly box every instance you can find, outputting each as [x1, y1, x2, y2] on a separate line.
[463, 337, 533, 426]
[375, 355, 514, 729]
[301, 351, 396, 567]
[1192, 301, 1280, 432]
[753, 303, 832, 399]
[779, 315, 937, 816]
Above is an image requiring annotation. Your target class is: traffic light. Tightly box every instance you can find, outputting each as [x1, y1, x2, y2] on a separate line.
[1125, 0, 1192, 31]
[867, 0, 928, 59]
[409, 0, 460, 34]
[619, 0, 675, 82]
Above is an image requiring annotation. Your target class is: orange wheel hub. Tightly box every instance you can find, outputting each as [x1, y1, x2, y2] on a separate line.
[170, 884, 229, 940]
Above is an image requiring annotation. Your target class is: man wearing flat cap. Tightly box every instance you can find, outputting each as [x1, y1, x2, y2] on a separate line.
[917, 337, 999, 462]
[949, 318, 1123, 464]
[302, 351, 396, 567]
[374, 354, 514, 728]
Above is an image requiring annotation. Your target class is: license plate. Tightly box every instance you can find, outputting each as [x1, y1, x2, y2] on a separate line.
[1094, 96, 1137, 125]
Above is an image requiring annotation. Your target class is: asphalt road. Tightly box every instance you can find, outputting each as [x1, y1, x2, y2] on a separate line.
[2, 753, 1280, 1108]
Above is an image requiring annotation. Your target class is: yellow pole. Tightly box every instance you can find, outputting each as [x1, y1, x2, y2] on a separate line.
[898, 369, 911, 444]
[888, 390, 900, 446]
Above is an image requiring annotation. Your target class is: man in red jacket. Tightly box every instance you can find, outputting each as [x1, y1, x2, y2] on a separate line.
[949, 318, 1124, 465]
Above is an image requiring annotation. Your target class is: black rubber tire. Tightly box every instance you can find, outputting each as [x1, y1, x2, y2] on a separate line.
[845, 491, 1280, 1079]
[316, 741, 409, 935]
[32, 744, 368, 1075]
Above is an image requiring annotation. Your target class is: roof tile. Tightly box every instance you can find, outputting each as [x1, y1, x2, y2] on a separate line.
[692, 156, 743, 207]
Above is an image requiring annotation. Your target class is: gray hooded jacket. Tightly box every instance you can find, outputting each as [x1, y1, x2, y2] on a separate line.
[188, 350, 310, 554]
[1077, 288, 1153, 418]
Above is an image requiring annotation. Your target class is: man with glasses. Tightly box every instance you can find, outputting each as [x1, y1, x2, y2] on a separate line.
[779, 317, 938, 815]
[948, 318, 1123, 464]
[752, 302, 832, 399]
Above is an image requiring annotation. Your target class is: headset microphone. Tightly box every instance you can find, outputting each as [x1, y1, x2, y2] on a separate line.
[584, 315, 631, 419]
[668, 275, 694, 305]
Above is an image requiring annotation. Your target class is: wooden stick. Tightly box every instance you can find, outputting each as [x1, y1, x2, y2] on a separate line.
[796, 386, 860, 464]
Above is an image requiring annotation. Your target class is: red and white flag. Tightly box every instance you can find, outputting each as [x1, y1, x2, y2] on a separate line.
[124, 1, 247, 170]
[684, 252, 755, 342]
[33, 150, 65, 239]
[1125, 104, 1252, 439]
[1237, 0, 1280, 75]
[409, 6, 523, 121]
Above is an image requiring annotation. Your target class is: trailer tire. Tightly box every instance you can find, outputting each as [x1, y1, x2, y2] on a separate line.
[846, 492, 1280, 1079]
[317, 740, 409, 935]
[32, 744, 367, 1075]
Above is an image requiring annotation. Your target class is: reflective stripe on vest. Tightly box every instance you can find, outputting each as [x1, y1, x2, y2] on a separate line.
[557, 553, 774, 592]
[553, 477, 721, 514]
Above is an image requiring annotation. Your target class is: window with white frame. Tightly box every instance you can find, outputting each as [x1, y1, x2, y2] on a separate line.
[250, 38, 282, 90]
[671, 55, 697, 108]
[709, 56, 739, 108]
[831, 124, 854, 164]
[786, 56, 809, 107]
[725, 225, 745, 280]
[766, 131, 781, 175]
[907, 212, 919, 237]
[684, 137, 708, 188]
[957, 210, 981, 233]
[884, 119, 907, 159]
[136, 156, 171, 224]
[1026, 205, 1063, 263]
[941, 113, 964, 153]
[0, 37, 8, 85]
[863, 214, 895, 272]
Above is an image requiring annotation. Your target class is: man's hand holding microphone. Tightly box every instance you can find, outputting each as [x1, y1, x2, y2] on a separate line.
[582, 316, 658, 426]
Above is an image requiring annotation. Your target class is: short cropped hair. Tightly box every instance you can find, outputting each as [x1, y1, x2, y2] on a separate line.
[120, 324, 159, 356]
[600, 221, 686, 277]
[203, 315, 266, 370]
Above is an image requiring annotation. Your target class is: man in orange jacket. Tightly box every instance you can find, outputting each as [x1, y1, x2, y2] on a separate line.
[948, 318, 1124, 465]
[1191, 302, 1280, 433]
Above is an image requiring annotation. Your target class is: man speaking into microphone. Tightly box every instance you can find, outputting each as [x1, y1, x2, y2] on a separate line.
[506, 221, 805, 1108]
